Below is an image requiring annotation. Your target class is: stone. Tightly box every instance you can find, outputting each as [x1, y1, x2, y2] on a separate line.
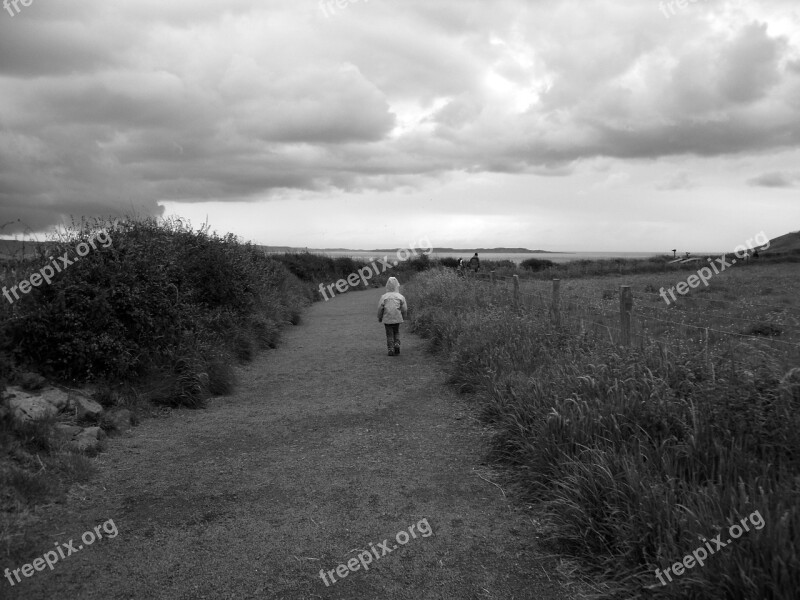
[7, 394, 59, 422]
[70, 426, 106, 453]
[69, 393, 104, 421]
[19, 372, 46, 391]
[54, 423, 83, 439]
[2, 386, 72, 422]
[102, 408, 133, 433]
[38, 387, 69, 411]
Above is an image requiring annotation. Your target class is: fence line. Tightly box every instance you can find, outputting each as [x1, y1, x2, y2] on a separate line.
[638, 289, 800, 315]
[631, 301, 800, 335]
[466, 269, 800, 356]
[468, 265, 800, 316]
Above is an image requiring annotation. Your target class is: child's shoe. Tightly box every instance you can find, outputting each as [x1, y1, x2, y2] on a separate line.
[394, 343, 400, 355]
[388, 349, 395, 356]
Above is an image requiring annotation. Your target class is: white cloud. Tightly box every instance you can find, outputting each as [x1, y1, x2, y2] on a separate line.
[1, 0, 799, 248]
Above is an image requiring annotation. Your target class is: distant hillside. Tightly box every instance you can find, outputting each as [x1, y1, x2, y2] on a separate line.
[259, 245, 307, 253]
[410, 247, 557, 254]
[262, 246, 556, 253]
[763, 230, 800, 254]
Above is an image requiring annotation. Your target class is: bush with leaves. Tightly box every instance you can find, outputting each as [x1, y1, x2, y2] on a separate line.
[0, 216, 311, 407]
[520, 257, 555, 271]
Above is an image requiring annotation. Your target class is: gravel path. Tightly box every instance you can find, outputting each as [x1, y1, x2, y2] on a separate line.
[7, 287, 582, 600]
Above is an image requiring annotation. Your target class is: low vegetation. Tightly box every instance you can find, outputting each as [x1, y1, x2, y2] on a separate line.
[0, 217, 438, 564]
[407, 268, 799, 599]
[520, 257, 555, 271]
[272, 250, 430, 295]
[0, 215, 338, 564]
[1, 217, 316, 402]
[438, 247, 800, 283]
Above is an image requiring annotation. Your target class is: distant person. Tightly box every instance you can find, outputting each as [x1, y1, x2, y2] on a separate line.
[377, 276, 408, 356]
[457, 258, 465, 277]
[469, 252, 480, 272]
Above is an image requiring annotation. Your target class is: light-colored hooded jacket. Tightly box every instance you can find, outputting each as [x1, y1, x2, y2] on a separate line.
[378, 277, 408, 324]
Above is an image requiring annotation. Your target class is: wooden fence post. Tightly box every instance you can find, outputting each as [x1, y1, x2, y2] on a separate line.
[620, 285, 632, 346]
[512, 275, 519, 306]
[490, 270, 495, 285]
[551, 279, 561, 327]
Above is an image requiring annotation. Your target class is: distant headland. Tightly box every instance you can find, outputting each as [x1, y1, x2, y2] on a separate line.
[261, 246, 562, 254]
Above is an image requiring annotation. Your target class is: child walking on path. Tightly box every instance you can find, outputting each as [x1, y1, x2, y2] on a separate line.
[377, 276, 408, 356]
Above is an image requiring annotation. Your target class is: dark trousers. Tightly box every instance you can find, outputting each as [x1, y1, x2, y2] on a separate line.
[384, 323, 400, 349]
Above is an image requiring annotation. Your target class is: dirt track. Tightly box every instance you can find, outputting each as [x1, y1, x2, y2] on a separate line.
[7, 287, 581, 600]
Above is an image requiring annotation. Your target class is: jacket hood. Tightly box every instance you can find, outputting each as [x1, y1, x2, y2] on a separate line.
[385, 277, 400, 292]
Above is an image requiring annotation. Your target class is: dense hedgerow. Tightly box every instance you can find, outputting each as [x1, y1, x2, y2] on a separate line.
[0, 216, 314, 406]
[0, 216, 355, 563]
[520, 257, 555, 271]
[407, 269, 800, 600]
[272, 250, 431, 298]
[273, 253, 366, 285]
[438, 257, 460, 269]
[0, 219, 435, 405]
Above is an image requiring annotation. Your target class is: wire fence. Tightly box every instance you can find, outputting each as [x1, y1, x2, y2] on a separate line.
[462, 269, 800, 364]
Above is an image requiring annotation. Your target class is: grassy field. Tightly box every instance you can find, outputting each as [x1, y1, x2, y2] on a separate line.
[503, 262, 800, 355]
[406, 264, 800, 599]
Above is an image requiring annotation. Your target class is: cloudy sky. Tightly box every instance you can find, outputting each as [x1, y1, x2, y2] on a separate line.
[1, 0, 798, 251]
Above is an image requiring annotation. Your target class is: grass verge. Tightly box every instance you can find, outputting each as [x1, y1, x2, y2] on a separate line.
[407, 269, 799, 599]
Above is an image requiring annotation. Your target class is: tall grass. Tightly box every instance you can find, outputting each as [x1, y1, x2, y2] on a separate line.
[0, 409, 95, 563]
[408, 269, 799, 599]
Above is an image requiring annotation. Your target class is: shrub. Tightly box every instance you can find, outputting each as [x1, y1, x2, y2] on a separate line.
[251, 315, 281, 349]
[160, 357, 209, 409]
[10, 416, 58, 454]
[206, 355, 235, 396]
[232, 333, 255, 363]
[520, 257, 555, 271]
[1, 216, 310, 387]
[2, 468, 61, 506]
[744, 323, 782, 337]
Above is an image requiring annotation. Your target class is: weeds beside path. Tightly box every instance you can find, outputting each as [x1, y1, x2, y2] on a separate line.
[7, 288, 582, 600]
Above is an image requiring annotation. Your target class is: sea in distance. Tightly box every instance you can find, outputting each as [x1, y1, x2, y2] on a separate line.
[302, 250, 674, 265]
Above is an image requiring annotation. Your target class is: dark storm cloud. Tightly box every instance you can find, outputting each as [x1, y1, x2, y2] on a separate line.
[1, 0, 798, 235]
[747, 172, 799, 187]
